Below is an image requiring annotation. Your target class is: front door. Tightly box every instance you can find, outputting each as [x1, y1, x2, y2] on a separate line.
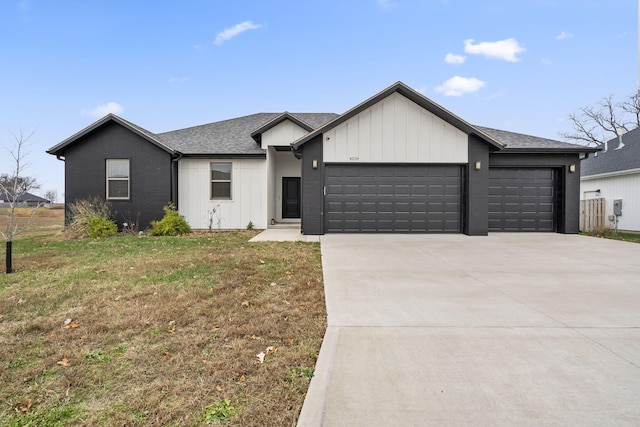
[282, 177, 301, 219]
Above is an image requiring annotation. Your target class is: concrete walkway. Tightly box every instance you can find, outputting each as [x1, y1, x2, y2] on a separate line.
[249, 226, 320, 243]
[298, 233, 640, 426]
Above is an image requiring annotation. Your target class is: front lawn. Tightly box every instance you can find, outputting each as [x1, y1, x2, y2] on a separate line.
[0, 218, 325, 426]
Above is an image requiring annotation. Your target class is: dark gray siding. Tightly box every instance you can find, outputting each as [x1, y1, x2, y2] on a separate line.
[466, 135, 490, 235]
[489, 153, 581, 233]
[299, 135, 324, 235]
[63, 121, 174, 230]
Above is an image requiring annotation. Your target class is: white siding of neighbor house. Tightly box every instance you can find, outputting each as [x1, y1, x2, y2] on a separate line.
[581, 170, 640, 231]
[261, 120, 309, 149]
[178, 158, 266, 230]
[323, 92, 468, 163]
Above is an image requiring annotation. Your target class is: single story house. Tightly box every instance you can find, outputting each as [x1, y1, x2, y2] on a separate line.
[47, 82, 596, 235]
[580, 127, 640, 232]
[0, 192, 51, 207]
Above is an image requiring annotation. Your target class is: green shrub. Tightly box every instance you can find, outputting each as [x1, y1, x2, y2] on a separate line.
[66, 197, 117, 239]
[149, 203, 191, 236]
[88, 216, 118, 238]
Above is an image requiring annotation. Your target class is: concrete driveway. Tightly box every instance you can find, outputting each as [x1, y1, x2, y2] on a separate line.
[297, 233, 640, 426]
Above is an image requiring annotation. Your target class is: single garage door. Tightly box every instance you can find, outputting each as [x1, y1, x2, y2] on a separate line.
[488, 167, 557, 232]
[324, 164, 463, 233]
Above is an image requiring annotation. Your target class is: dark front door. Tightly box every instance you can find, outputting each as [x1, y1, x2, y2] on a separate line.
[282, 177, 301, 219]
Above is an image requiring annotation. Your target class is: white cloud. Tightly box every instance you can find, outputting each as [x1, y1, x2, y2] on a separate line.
[214, 21, 263, 46]
[445, 53, 466, 64]
[463, 38, 525, 62]
[435, 76, 486, 96]
[86, 102, 123, 118]
[556, 31, 573, 40]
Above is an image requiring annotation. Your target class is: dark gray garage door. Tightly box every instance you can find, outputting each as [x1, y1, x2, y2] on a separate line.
[324, 164, 463, 233]
[488, 167, 557, 232]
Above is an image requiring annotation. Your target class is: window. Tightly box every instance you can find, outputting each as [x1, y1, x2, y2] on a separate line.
[211, 162, 232, 199]
[106, 159, 130, 199]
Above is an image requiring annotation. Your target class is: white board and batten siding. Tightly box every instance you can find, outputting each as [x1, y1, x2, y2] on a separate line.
[581, 170, 640, 232]
[261, 120, 309, 149]
[178, 158, 267, 230]
[323, 92, 469, 164]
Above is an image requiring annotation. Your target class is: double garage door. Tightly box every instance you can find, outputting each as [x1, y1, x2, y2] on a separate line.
[324, 165, 558, 233]
[325, 165, 462, 233]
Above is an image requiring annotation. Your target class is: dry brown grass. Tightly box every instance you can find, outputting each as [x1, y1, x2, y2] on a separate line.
[0, 214, 326, 426]
[0, 206, 65, 239]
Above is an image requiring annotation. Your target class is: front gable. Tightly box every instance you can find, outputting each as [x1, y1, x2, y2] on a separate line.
[260, 119, 311, 149]
[323, 92, 468, 163]
[47, 114, 176, 157]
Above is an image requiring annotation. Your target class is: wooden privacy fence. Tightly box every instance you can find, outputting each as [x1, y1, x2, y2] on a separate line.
[580, 198, 606, 231]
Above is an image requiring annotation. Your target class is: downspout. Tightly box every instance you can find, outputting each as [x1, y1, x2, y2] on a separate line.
[171, 152, 183, 208]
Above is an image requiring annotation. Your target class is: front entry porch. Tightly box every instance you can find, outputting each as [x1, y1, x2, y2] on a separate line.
[266, 147, 302, 225]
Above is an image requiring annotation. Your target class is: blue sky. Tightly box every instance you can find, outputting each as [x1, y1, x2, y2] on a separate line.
[0, 0, 637, 201]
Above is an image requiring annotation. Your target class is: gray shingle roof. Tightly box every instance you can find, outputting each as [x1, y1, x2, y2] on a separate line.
[0, 192, 50, 203]
[476, 126, 594, 152]
[158, 113, 338, 155]
[581, 127, 640, 176]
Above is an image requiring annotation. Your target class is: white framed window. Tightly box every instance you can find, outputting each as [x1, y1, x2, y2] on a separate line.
[210, 162, 232, 200]
[106, 159, 130, 200]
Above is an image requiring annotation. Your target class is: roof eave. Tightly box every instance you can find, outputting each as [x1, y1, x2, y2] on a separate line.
[179, 153, 266, 159]
[497, 147, 601, 154]
[46, 114, 177, 156]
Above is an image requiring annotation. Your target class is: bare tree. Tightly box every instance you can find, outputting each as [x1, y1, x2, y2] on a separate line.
[561, 91, 640, 146]
[44, 188, 58, 204]
[0, 130, 40, 273]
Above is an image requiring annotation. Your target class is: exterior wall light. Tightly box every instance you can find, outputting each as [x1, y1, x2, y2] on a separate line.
[569, 164, 576, 173]
[312, 160, 318, 169]
[475, 161, 481, 170]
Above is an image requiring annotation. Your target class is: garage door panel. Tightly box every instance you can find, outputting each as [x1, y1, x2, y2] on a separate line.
[325, 165, 462, 233]
[488, 167, 556, 232]
[445, 185, 460, 196]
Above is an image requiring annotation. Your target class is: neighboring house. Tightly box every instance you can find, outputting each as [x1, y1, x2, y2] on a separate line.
[0, 192, 51, 207]
[580, 127, 640, 232]
[47, 82, 596, 235]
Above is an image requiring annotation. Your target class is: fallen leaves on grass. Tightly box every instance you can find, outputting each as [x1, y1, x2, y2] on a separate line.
[1, 230, 326, 426]
[13, 399, 32, 413]
[63, 318, 80, 329]
[257, 346, 278, 363]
